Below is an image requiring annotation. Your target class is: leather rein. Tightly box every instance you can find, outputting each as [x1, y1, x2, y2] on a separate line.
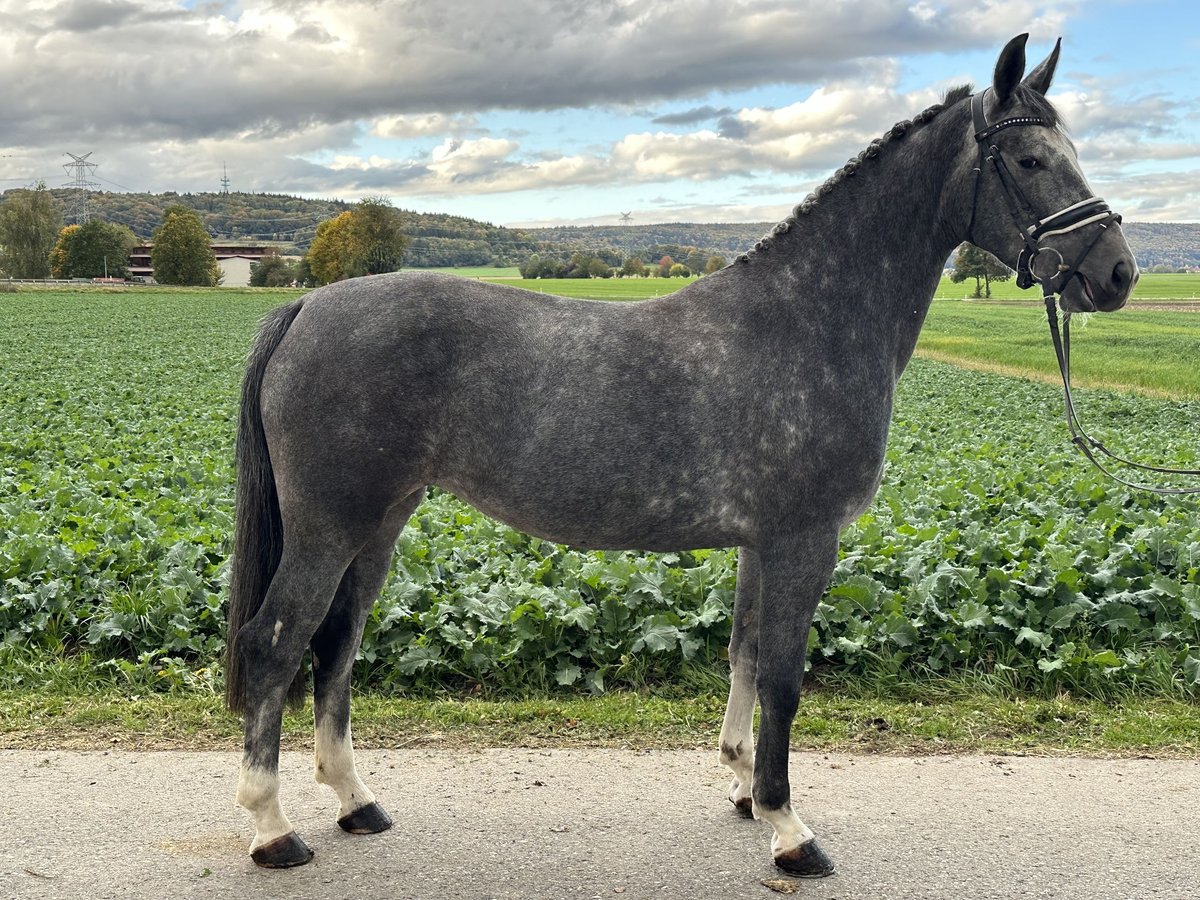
[968, 91, 1200, 495]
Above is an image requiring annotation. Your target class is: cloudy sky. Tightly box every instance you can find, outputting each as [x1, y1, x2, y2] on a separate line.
[2, 0, 1197, 229]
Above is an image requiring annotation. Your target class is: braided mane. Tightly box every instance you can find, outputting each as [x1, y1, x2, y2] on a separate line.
[737, 83, 976, 263]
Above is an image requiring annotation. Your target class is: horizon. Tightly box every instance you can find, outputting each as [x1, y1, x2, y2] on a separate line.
[3, 2, 1197, 230]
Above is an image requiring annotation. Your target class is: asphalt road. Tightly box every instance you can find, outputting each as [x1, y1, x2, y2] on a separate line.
[1, 748, 1195, 899]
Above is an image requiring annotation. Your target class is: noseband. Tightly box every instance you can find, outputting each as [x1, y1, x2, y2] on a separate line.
[967, 90, 1200, 495]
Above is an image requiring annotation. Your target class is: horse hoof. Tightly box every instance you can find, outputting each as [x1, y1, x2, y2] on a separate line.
[251, 832, 314, 868]
[774, 838, 835, 878]
[338, 801, 394, 835]
[730, 796, 754, 818]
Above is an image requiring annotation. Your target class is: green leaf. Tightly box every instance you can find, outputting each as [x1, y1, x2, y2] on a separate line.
[555, 663, 581, 686]
[1095, 602, 1141, 632]
[1015, 627, 1049, 649]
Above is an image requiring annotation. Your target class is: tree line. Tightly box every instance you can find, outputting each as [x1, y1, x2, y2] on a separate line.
[519, 249, 727, 279]
[0, 182, 221, 284]
[0, 183, 411, 288]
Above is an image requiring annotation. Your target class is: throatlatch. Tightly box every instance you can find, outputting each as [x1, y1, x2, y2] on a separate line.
[968, 90, 1200, 495]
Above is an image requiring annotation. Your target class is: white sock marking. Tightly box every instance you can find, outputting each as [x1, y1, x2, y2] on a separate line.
[314, 720, 375, 818]
[236, 764, 294, 851]
[757, 802, 816, 856]
[718, 666, 756, 805]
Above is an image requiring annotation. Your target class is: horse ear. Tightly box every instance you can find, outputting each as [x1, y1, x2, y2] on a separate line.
[1023, 37, 1061, 95]
[993, 33, 1029, 105]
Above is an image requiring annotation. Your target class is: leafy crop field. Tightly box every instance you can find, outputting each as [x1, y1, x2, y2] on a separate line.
[2, 288, 1199, 699]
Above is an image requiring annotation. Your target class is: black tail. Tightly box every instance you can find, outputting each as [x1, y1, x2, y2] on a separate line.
[225, 300, 306, 714]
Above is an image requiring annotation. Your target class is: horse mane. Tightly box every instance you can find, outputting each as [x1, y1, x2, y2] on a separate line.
[736, 83, 977, 263]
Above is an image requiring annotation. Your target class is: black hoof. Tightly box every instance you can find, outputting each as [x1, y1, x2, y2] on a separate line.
[251, 831, 314, 869]
[338, 801, 394, 835]
[730, 796, 754, 818]
[774, 838, 836, 878]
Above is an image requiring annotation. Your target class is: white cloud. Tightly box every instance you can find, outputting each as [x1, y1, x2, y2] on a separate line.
[371, 113, 479, 139]
[0, 0, 1071, 147]
[0, 1, 1193, 223]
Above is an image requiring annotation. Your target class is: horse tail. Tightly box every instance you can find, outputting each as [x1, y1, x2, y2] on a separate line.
[225, 300, 305, 715]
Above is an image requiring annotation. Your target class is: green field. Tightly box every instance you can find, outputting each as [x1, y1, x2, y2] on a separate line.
[482, 274, 701, 299]
[933, 271, 1200, 301]
[918, 299, 1200, 398]
[417, 269, 1200, 303]
[2, 287, 1198, 704]
[413, 266, 522, 278]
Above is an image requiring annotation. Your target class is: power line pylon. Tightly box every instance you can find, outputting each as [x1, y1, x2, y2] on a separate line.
[62, 152, 99, 224]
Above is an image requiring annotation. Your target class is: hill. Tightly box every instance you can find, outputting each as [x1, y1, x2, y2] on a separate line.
[3, 188, 1197, 270]
[0, 189, 545, 267]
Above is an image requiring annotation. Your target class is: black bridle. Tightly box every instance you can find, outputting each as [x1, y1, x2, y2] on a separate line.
[968, 90, 1200, 495]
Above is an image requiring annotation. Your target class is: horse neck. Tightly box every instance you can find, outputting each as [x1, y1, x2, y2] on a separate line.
[738, 102, 970, 372]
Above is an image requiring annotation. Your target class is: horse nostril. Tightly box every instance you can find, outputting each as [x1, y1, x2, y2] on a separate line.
[1111, 260, 1130, 288]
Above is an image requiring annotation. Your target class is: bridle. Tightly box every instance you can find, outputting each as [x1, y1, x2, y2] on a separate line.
[967, 90, 1200, 495]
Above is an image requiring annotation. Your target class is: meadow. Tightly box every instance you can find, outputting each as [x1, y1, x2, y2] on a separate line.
[460, 270, 1200, 303]
[2, 285, 1198, 707]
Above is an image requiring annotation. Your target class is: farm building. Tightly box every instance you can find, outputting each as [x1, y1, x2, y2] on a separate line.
[128, 242, 280, 285]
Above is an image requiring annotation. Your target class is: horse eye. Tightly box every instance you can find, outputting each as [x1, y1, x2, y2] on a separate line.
[1019, 157, 1040, 169]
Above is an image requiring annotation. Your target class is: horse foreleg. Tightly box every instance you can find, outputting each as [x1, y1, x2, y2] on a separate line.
[311, 492, 422, 834]
[751, 532, 838, 878]
[719, 546, 760, 817]
[235, 545, 349, 868]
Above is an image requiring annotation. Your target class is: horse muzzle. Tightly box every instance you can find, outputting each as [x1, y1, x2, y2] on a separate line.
[1057, 240, 1138, 313]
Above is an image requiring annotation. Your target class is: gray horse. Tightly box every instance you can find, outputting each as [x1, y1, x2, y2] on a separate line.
[225, 34, 1137, 877]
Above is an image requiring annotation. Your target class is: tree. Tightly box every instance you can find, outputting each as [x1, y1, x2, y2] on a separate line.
[519, 253, 543, 278]
[621, 257, 646, 278]
[669, 263, 691, 278]
[586, 257, 611, 278]
[684, 249, 708, 275]
[152, 205, 218, 285]
[305, 212, 355, 285]
[48, 225, 78, 278]
[950, 243, 1013, 298]
[249, 253, 299, 287]
[0, 182, 63, 278]
[305, 198, 409, 286]
[48, 220, 137, 279]
[704, 254, 726, 274]
[657, 255, 675, 278]
[347, 196, 408, 276]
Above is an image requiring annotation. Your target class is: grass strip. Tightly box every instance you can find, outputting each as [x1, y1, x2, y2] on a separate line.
[3, 686, 1197, 758]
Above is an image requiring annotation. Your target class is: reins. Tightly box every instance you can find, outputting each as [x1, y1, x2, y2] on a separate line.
[1045, 301, 1200, 493]
[969, 90, 1200, 495]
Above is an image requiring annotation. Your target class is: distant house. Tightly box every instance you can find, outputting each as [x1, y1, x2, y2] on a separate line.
[128, 242, 278, 285]
[218, 256, 258, 287]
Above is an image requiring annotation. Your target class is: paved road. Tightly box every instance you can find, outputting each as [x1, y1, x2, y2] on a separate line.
[1, 748, 1195, 899]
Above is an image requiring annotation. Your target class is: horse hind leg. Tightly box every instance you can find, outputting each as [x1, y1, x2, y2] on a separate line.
[719, 546, 759, 818]
[234, 537, 358, 867]
[311, 490, 424, 834]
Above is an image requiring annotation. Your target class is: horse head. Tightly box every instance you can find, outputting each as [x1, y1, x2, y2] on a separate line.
[958, 34, 1138, 313]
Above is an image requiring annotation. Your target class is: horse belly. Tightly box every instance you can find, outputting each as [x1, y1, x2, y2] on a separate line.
[435, 470, 749, 552]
